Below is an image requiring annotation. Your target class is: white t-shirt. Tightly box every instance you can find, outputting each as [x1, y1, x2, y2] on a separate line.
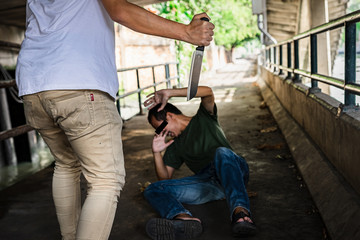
[16, 0, 119, 99]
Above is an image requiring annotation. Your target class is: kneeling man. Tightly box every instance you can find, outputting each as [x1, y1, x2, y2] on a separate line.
[143, 86, 257, 240]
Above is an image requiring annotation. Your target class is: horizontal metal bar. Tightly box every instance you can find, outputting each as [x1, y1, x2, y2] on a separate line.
[294, 69, 311, 78]
[266, 10, 360, 49]
[345, 83, 360, 94]
[311, 73, 344, 88]
[288, 68, 357, 93]
[117, 62, 178, 72]
[277, 65, 293, 73]
[0, 79, 16, 88]
[116, 75, 179, 100]
[0, 40, 21, 50]
[271, 63, 346, 90]
[0, 124, 34, 142]
[295, 10, 360, 41]
[167, 76, 178, 81]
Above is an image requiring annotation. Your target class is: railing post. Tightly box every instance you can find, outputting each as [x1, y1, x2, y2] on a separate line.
[273, 46, 277, 72]
[176, 63, 180, 87]
[294, 40, 300, 82]
[265, 49, 269, 68]
[279, 44, 283, 75]
[310, 34, 320, 92]
[152, 66, 156, 92]
[116, 93, 121, 117]
[165, 64, 171, 88]
[345, 21, 356, 106]
[287, 41, 292, 79]
[136, 69, 143, 115]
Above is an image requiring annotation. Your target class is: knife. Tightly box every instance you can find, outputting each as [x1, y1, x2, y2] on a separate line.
[187, 17, 209, 101]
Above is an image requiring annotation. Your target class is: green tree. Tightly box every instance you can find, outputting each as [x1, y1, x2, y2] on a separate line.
[209, 0, 259, 62]
[153, 0, 259, 84]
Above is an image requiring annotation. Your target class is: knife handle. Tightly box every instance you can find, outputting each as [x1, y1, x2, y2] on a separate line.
[200, 17, 209, 22]
[196, 17, 210, 51]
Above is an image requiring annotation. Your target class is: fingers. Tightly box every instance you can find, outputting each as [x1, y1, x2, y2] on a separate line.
[154, 128, 167, 137]
[146, 92, 154, 98]
[193, 12, 211, 21]
[161, 129, 168, 137]
[157, 102, 166, 112]
[143, 97, 153, 106]
[144, 92, 157, 109]
[188, 13, 215, 46]
[165, 139, 174, 147]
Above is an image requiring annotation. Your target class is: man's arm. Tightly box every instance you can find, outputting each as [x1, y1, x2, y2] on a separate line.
[144, 86, 215, 114]
[101, 0, 214, 46]
[152, 130, 175, 180]
[153, 152, 175, 180]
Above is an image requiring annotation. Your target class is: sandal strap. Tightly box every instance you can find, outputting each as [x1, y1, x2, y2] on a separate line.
[232, 211, 251, 225]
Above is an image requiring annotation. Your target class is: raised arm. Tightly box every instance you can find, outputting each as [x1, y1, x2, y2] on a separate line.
[101, 0, 214, 46]
[144, 86, 215, 114]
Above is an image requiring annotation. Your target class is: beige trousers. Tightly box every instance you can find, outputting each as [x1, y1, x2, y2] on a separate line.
[23, 90, 125, 240]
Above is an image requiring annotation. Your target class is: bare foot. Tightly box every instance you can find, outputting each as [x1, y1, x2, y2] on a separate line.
[233, 207, 253, 223]
[175, 213, 201, 223]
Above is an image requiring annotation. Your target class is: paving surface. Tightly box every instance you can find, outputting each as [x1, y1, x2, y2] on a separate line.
[0, 59, 328, 240]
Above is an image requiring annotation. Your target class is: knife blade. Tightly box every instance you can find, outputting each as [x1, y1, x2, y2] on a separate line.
[187, 17, 209, 101]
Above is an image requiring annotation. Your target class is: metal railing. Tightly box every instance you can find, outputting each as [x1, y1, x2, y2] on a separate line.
[0, 68, 33, 142]
[263, 10, 360, 106]
[0, 62, 180, 143]
[115, 62, 180, 116]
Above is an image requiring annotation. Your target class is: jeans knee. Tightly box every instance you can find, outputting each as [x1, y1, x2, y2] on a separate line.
[143, 181, 160, 200]
[215, 147, 229, 156]
[214, 147, 234, 164]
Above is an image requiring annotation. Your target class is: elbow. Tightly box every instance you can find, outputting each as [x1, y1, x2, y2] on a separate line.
[204, 86, 214, 99]
[158, 176, 171, 181]
[103, 1, 130, 24]
[107, 7, 126, 24]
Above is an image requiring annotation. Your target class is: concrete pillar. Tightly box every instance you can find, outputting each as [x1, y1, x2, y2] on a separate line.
[297, 0, 331, 94]
[311, 0, 331, 94]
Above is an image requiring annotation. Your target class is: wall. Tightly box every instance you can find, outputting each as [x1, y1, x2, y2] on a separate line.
[115, 24, 178, 93]
[260, 66, 360, 195]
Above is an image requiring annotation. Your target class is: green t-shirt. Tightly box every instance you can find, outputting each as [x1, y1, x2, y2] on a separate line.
[163, 103, 232, 174]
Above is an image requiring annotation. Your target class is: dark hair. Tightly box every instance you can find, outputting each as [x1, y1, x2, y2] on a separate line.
[147, 103, 182, 124]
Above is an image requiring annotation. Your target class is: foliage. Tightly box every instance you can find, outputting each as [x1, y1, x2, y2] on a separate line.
[208, 0, 259, 50]
[347, 0, 360, 13]
[339, 0, 360, 46]
[154, 0, 259, 50]
[152, 0, 260, 84]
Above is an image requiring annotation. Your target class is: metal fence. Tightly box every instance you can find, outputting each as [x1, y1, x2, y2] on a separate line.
[263, 9, 360, 106]
[116, 62, 180, 117]
[0, 62, 180, 143]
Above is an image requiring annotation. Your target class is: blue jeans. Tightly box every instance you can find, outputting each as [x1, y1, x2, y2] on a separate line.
[144, 147, 250, 221]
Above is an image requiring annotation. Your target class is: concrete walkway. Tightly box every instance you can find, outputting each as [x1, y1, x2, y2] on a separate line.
[0, 59, 327, 240]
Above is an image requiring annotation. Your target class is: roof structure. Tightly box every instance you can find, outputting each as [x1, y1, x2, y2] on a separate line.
[0, 0, 169, 28]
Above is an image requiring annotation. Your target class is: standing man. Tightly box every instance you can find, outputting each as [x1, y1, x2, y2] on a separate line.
[16, 1, 214, 240]
[143, 86, 257, 240]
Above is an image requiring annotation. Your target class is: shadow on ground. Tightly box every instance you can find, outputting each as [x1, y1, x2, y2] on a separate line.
[0, 60, 327, 240]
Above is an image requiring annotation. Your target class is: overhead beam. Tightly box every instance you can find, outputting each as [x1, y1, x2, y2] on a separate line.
[0, 0, 170, 28]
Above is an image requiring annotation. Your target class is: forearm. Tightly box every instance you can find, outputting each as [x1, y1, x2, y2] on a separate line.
[102, 0, 191, 43]
[167, 86, 213, 99]
[153, 152, 171, 180]
[166, 86, 214, 113]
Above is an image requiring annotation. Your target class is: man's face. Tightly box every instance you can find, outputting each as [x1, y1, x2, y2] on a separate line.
[151, 114, 180, 137]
